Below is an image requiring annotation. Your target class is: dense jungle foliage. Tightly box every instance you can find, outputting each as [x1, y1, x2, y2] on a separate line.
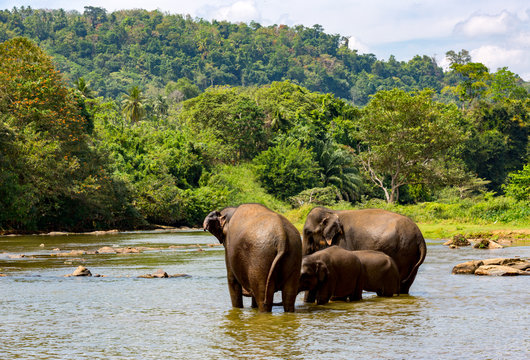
[0, 7, 529, 232]
[0, 6, 450, 104]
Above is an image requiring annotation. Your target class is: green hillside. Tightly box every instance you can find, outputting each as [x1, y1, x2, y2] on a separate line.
[0, 7, 528, 233]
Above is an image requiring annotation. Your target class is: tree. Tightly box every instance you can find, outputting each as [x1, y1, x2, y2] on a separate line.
[179, 86, 267, 162]
[75, 77, 94, 98]
[445, 49, 471, 66]
[502, 164, 530, 201]
[315, 140, 362, 202]
[253, 139, 320, 200]
[356, 89, 467, 203]
[0, 37, 140, 231]
[122, 85, 146, 124]
[446, 62, 490, 111]
[489, 67, 528, 102]
[462, 99, 529, 192]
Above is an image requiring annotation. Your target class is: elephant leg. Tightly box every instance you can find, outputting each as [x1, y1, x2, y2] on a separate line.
[227, 271, 243, 308]
[251, 297, 258, 308]
[281, 272, 299, 312]
[260, 278, 275, 313]
[316, 286, 331, 305]
[304, 289, 317, 303]
[400, 267, 418, 294]
[350, 281, 363, 301]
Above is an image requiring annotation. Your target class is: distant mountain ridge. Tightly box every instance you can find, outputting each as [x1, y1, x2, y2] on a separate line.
[1, 6, 454, 103]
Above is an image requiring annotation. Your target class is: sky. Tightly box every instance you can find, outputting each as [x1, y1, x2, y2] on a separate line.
[2, 0, 530, 80]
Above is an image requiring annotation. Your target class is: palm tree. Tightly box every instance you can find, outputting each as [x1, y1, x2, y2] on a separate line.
[122, 85, 146, 124]
[317, 140, 362, 202]
[75, 77, 93, 98]
[153, 95, 169, 117]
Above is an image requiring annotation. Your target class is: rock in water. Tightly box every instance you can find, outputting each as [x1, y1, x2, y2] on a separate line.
[475, 265, 528, 276]
[70, 266, 92, 276]
[453, 258, 530, 276]
[452, 260, 484, 274]
[152, 269, 168, 278]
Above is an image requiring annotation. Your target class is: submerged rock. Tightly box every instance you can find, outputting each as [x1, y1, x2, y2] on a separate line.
[138, 269, 190, 278]
[97, 246, 141, 254]
[97, 246, 117, 254]
[51, 250, 88, 257]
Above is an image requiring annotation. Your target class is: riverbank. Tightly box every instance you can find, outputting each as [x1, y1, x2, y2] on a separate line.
[2, 222, 529, 244]
[0, 225, 202, 237]
[417, 222, 530, 245]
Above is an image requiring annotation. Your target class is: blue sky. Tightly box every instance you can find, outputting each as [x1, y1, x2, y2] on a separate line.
[2, 0, 530, 80]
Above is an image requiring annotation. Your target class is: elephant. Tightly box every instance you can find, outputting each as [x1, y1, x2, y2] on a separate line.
[302, 207, 426, 294]
[298, 246, 364, 305]
[350, 250, 400, 297]
[203, 203, 302, 312]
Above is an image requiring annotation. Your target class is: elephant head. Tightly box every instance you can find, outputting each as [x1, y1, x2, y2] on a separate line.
[299, 257, 328, 292]
[302, 207, 343, 255]
[203, 207, 236, 244]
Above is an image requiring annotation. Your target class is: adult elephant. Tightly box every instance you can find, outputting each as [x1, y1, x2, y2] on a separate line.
[203, 203, 302, 312]
[302, 207, 426, 294]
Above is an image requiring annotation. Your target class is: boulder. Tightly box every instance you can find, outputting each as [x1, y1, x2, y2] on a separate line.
[67, 266, 92, 277]
[473, 239, 503, 249]
[444, 234, 471, 247]
[152, 269, 168, 278]
[452, 260, 483, 274]
[474, 265, 529, 276]
[453, 257, 530, 276]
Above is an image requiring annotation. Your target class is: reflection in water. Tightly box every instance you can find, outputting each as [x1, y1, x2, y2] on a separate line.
[219, 309, 302, 359]
[215, 295, 431, 359]
[0, 233, 528, 359]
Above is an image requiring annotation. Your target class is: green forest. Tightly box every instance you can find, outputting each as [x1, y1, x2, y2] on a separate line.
[0, 6, 529, 233]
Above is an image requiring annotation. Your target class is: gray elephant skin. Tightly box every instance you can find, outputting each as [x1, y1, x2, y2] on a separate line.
[299, 246, 364, 305]
[302, 207, 426, 294]
[203, 203, 302, 312]
[351, 250, 400, 296]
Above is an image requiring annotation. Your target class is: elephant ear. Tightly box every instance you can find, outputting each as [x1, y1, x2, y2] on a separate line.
[322, 214, 342, 246]
[316, 260, 328, 283]
[203, 210, 227, 244]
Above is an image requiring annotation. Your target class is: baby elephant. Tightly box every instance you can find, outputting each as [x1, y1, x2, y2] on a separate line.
[351, 250, 400, 297]
[299, 246, 364, 305]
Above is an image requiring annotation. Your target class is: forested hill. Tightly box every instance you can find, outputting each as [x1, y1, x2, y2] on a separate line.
[0, 6, 448, 104]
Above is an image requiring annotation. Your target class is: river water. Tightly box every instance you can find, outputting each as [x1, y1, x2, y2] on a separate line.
[0, 231, 528, 359]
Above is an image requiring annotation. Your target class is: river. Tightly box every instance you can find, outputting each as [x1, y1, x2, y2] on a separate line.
[0, 231, 528, 359]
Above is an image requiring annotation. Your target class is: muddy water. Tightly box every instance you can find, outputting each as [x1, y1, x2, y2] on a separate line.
[0, 231, 528, 359]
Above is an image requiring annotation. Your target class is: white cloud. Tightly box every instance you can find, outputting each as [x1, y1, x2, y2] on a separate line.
[348, 36, 371, 54]
[470, 45, 524, 72]
[211, 1, 260, 23]
[454, 11, 515, 37]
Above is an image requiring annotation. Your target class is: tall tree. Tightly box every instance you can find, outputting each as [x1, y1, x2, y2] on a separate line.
[356, 89, 468, 203]
[445, 49, 471, 66]
[122, 85, 146, 124]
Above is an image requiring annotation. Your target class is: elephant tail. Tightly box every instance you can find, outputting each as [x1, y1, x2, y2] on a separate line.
[402, 232, 427, 287]
[264, 239, 286, 307]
